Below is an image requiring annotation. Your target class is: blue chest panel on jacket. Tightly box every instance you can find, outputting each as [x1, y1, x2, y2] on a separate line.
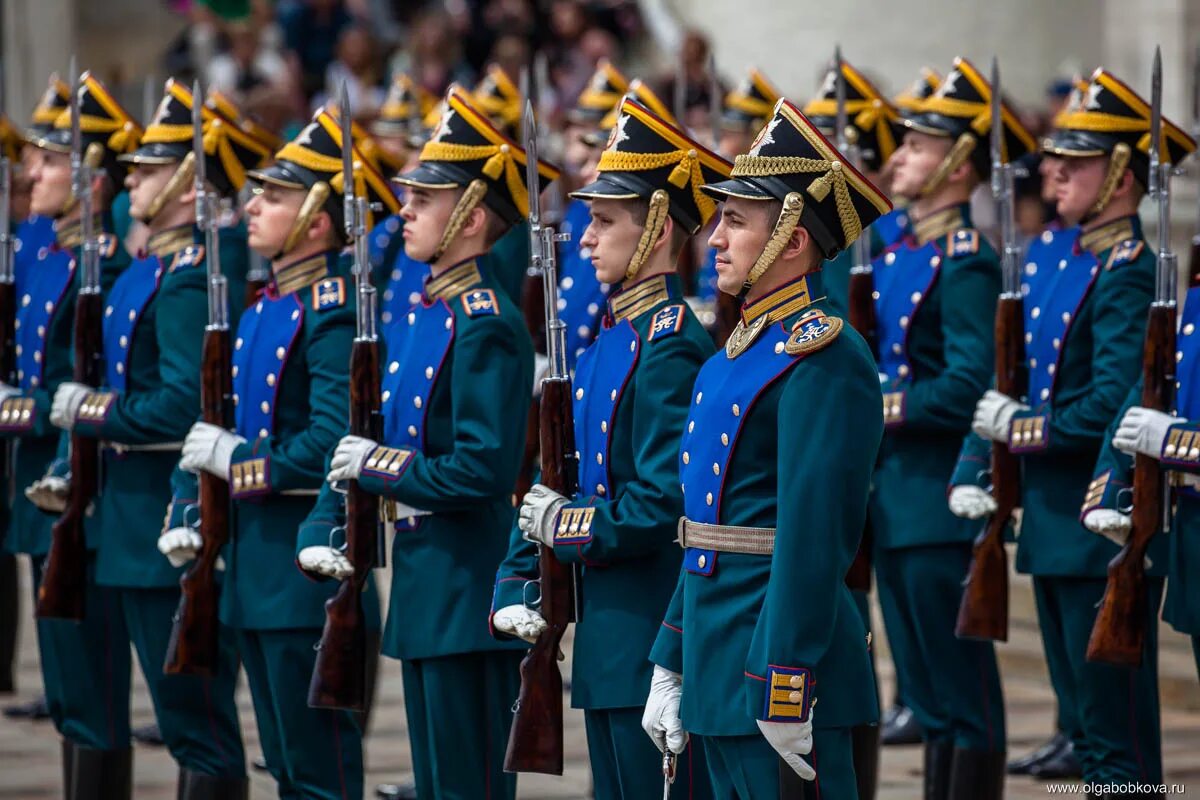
[873, 240, 942, 380]
[679, 324, 798, 525]
[1174, 287, 1200, 419]
[13, 216, 56, 286]
[1020, 226, 1097, 407]
[558, 198, 609, 367]
[233, 293, 304, 439]
[698, 247, 719, 302]
[572, 318, 639, 498]
[371, 216, 432, 326]
[381, 299, 455, 450]
[102, 256, 164, 392]
[874, 208, 909, 249]
[15, 247, 74, 391]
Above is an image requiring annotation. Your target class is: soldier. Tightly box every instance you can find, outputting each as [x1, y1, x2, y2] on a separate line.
[304, 87, 552, 799]
[170, 107, 394, 798]
[11, 70, 140, 798]
[0, 75, 72, 724]
[643, 97, 891, 797]
[871, 57, 1035, 799]
[493, 96, 729, 798]
[954, 67, 1194, 790]
[43, 78, 270, 798]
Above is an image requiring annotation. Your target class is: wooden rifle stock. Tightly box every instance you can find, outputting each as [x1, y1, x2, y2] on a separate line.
[37, 289, 103, 620]
[504, 377, 579, 775]
[1087, 303, 1175, 666]
[308, 337, 381, 710]
[845, 266, 878, 591]
[956, 294, 1025, 641]
[164, 327, 232, 675]
[516, 269, 546, 501]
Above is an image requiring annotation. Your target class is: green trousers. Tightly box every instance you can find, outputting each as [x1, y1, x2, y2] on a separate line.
[873, 556, 916, 711]
[400, 650, 522, 800]
[874, 543, 1005, 751]
[702, 728, 857, 799]
[119, 587, 244, 777]
[1032, 576, 1162, 786]
[583, 706, 712, 800]
[238, 628, 364, 799]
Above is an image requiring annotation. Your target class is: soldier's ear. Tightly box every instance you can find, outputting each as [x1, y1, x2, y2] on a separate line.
[460, 203, 489, 241]
[781, 223, 812, 263]
[1111, 168, 1138, 201]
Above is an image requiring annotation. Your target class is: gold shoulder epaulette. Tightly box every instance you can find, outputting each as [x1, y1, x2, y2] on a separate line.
[784, 309, 842, 355]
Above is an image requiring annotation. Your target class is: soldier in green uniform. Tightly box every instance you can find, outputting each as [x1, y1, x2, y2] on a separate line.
[870, 57, 1035, 799]
[45, 78, 271, 798]
[492, 96, 729, 799]
[170, 107, 394, 799]
[305, 87, 551, 800]
[644, 97, 891, 798]
[14, 71, 140, 798]
[955, 67, 1195, 791]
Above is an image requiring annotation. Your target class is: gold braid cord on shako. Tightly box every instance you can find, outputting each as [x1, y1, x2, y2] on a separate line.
[733, 154, 863, 249]
[597, 148, 718, 225]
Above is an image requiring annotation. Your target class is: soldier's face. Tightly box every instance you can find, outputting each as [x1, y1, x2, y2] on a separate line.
[888, 131, 951, 200]
[28, 149, 72, 218]
[399, 186, 458, 262]
[708, 197, 774, 295]
[580, 198, 642, 285]
[1052, 155, 1106, 225]
[244, 183, 307, 256]
[125, 162, 178, 222]
[563, 125, 593, 175]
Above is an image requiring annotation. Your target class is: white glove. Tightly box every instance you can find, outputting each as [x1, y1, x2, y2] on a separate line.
[972, 389, 1029, 443]
[326, 435, 379, 484]
[757, 718, 816, 781]
[948, 485, 998, 520]
[180, 422, 245, 478]
[297, 545, 353, 580]
[492, 603, 547, 644]
[1112, 406, 1179, 459]
[532, 353, 550, 399]
[157, 527, 203, 568]
[517, 483, 570, 547]
[49, 382, 90, 430]
[1082, 508, 1133, 548]
[642, 665, 688, 754]
[0, 382, 20, 403]
[25, 475, 69, 513]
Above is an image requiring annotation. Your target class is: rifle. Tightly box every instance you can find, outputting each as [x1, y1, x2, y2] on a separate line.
[0, 80, 16, 486]
[955, 59, 1023, 641]
[164, 81, 233, 676]
[834, 46, 877, 593]
[504, 100, 581, 776]
[308, 85, 383, 710]
[1087, 48, 1176, 666]
[37, 62, 103, 621]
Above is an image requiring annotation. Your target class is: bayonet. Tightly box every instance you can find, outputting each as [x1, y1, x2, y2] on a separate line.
[834, 45, 848, 153]
[143, 74, 157, 124]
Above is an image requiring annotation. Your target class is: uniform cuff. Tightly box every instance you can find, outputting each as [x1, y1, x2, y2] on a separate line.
[75, 391, 116, 429]
[361, 445, 414, 482]
[649, 621, 684, 675]
[230, 456, 270, 498]
[1079, 469, 1127, 521]
[751, 664, 815, 723]
[882, 389, 906, 428]
[1008, 411, 1049, 453]
[0, 397, 36, 432]
[1162, 423, 1200, 468]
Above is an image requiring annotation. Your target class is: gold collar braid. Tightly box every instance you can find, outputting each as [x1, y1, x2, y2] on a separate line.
[732, 154, 863, 250]
[598, 147, 714, 229]
[418, 140, 529, 216]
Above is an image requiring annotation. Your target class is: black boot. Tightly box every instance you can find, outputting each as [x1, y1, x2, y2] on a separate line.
[1029, 738, 1081, 780]
[375, 782, 419, 800]
[0, 552, 18, 693]
[66, 744, 133, 800]
[948, 747, 1005, 800]
[4, 693, 50, 719]
[882, 703, 923, 745]
[61, 739, 75, 799]
[851, 723, 880, 799]
[132, 722, 164, 746]
[1007, 731, 1068, 775]
[923, 740, 954, 800]
[177, 768, 250, 800]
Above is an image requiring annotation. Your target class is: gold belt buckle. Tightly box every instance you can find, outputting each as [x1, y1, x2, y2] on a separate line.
[379, 497, 398, 523]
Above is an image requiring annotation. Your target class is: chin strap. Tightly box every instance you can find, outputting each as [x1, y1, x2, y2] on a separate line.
[918, 132, 976, 197]
[140, 152, 197, 224]
[1084, 142, 1131, 222]
[431, 179, 488, 263]
[624, 189, 670, 282]
[276, 181, 332, 259]
[739, 192, 804, 300]
[59, 142, 106, 219]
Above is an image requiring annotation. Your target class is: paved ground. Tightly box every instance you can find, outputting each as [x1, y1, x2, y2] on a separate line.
[2, 557, 1199, 798]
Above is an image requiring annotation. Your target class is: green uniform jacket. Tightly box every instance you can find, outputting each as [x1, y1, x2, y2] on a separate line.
[167, 249, 375, 630]
[871, 204, 999, 550]
[303, 254, 532, 660]
[72, 225, 248, 588]
[0, 214, 129, 555]
[650, 273, 881, 735]
[492, 273, 713, 709]
[952, 216, 1155, 577]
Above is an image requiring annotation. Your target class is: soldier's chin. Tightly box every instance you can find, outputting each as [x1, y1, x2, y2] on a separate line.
[403, 239, 435, 264]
